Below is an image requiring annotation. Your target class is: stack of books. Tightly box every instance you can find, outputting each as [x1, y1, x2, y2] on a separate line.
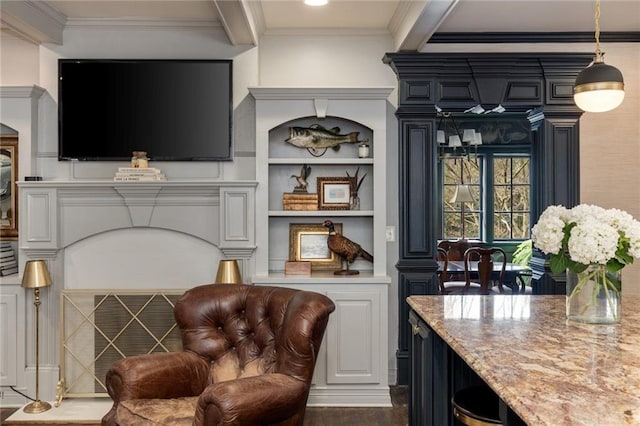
[0, 242, 18, 276]
[113, 167, 166, 182]
[282, 192, 318, 211]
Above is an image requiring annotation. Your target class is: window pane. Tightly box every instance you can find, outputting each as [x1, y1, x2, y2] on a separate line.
[494, 158, 509, 184]
[464, 212, 480, 239]
[512, 213, 530, 239]
[465, 161, 481, 184]
[444, 185, 457, 206]
[494, 213, 512, 239]
[512, 186, 530, 211]
[493, 186, 510, 212]
[468, 185, 480, 205]
[512, 158, 530, 184]
[444, 212, 461, 239]
[443, 159, 461, 184]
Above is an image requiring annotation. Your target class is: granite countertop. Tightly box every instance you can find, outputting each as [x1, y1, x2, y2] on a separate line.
[407, 295, 640, 426]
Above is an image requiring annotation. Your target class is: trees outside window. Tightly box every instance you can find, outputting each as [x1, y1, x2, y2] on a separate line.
[442, 154, 530, 242]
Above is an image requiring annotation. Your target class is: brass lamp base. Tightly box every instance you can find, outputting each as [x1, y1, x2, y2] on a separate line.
[23, 400, 52, 414]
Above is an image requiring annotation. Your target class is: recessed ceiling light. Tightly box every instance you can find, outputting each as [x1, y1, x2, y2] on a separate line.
[305, 0, 328, 6]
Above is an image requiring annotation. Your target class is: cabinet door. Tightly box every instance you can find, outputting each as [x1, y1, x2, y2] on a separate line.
[325, 290, 380, 384]
[0, 292, 18, 385]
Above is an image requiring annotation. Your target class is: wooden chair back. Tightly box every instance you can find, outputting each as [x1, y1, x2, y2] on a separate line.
[464, 247, 507, 294]
[436, 247, 449, 294]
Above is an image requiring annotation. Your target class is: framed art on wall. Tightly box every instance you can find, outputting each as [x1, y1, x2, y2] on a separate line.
[289, 223, 343, 271]
[0, 136, 18, 239]
[317, 177, 351, 210]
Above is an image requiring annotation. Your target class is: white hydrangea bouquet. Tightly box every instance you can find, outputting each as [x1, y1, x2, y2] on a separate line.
[531, 204, 640, 322]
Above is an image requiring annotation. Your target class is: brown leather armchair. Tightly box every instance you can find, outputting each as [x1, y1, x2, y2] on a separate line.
[102, 284, 335, 426]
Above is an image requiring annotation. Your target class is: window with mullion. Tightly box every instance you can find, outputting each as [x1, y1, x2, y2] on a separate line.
[441, 154, 531, 242]
[442, 158, 482, 240]
[493, 156, 531, 240]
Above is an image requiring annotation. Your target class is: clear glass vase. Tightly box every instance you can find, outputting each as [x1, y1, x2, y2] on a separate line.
[350, 194, 360, 210]
[566, 266, 621, 324]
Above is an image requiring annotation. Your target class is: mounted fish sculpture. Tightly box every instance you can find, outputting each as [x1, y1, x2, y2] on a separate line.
[285, 124, 368, 157]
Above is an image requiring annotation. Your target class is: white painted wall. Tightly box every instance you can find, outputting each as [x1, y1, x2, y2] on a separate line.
[0, 32, 40, 84]
[258, 34, 397, 89]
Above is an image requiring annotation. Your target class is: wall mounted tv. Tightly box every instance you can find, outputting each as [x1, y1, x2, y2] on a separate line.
[58, 59, 233, 161]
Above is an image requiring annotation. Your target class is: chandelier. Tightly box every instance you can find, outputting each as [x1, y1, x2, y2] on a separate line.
[436, 106, 487, 159]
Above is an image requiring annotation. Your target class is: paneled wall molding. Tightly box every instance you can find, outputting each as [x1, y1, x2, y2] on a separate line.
[384, 52, 589, 385]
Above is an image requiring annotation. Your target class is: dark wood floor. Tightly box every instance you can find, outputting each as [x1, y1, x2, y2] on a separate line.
[1, 387, 408, 425]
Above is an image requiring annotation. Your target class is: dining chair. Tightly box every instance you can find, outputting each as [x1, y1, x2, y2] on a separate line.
[464, 247, 507, 294]
[437, 247, 483, 295]
[438, 247, 507, 295]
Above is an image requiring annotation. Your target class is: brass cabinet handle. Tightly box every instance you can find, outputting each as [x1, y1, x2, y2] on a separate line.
[412, 324, 421, 335]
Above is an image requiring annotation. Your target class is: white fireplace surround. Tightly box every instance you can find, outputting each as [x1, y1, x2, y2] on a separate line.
[17, 179, 257, 401]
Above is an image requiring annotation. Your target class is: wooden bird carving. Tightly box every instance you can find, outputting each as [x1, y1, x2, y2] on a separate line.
[323, 220, 373, 274]
[291, 164, 312, 193]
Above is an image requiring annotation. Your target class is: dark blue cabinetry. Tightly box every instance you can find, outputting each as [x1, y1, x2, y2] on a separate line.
[384, 52, 591, 385]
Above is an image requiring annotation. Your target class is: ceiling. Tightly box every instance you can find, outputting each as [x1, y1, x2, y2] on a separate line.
[1, 0, 638, 51]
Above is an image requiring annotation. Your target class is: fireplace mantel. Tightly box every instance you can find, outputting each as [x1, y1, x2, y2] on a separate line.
[19, 179, 257, 256]
[11, 178, 257, 403]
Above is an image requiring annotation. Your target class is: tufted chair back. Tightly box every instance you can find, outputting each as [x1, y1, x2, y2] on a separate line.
[102, 284, 335, 426]
[176, 284, 327, 386]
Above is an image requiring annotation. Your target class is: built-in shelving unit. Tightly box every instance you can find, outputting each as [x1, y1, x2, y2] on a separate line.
[250, 87, 392, 406]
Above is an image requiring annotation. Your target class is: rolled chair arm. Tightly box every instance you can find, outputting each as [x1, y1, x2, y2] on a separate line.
[194, 373, 308, 425]
[102, 351, 209, 425]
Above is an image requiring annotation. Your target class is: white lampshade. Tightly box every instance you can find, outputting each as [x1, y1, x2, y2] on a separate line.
[574, 85, 625, 112]
[469, 132, 483, 146]
[448, 135, 462, 148]
[450, 184, 474, 203]
[436, 130, 446, 144]
[462, 129, 476, 142]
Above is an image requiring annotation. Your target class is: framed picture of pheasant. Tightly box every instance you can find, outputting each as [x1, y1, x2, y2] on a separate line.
[289, 223, 343, 271]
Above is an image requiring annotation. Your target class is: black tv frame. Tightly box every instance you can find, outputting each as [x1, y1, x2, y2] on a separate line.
[58, 59, 233, 161]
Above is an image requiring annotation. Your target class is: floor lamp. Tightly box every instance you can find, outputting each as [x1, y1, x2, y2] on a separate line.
[21, 260, 53, 414]
[450, 184, 474, 241]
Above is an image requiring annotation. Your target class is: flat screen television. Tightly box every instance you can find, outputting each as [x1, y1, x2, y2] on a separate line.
[58, 59, 233, 161]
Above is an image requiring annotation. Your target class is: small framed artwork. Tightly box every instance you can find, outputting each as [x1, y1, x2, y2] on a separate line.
[0, 136, 18, 240]
[317, 177, 351, 210]
[289, 223, 343, 271]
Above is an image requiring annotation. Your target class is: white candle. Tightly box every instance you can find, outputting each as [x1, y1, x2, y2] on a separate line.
[358, 143, 370, 158]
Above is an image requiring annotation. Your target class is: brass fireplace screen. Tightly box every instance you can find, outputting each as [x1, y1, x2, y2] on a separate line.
[59, 290, 184, 402]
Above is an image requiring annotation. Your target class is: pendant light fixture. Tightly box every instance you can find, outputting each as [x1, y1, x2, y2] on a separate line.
[573, 0, 624, 113]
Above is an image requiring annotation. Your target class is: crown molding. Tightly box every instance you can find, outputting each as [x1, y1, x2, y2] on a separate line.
[248, 87, 394, 100]
[262, 27, 390, 37]
[64, 17, 221, 32]
[0, 0, 65, 44]
[428, 32, 640, 44]
[0, 85, 46, 99]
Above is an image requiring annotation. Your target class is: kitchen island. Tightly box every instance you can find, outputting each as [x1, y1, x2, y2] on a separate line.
[407, 294, 640, 425]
